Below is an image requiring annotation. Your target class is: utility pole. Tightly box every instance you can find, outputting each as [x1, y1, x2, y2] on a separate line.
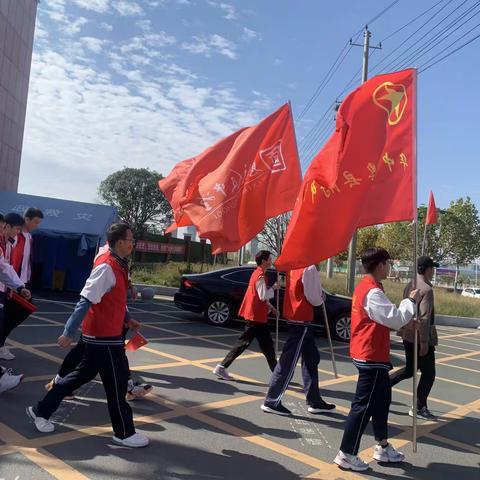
[345, 27, 381, 295]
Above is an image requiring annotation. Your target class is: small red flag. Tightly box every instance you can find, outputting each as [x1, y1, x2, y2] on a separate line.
[276, 69, 416, 272]
[425, 190, 438, 225]
[160, 103, 302, 253]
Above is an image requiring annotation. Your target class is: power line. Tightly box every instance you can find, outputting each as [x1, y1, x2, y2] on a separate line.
[386, 0, 480, 72]
[418, 22, 480, 71]
[380, 0, 448, 43]
[369, 0, 457, 74]
[297, 0, 401, 121]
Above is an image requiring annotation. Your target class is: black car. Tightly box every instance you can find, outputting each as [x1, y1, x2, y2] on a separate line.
[174, 266, 352, 341]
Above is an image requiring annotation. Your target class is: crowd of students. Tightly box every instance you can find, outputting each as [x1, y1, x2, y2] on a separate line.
[0, 212, 439, 471]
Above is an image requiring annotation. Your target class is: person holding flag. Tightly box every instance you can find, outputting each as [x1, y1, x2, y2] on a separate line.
[213, 250, 279, 380]
[390, 256, 439, 420]
[334, 247, 420, 472]
[261, 265, 335, 416]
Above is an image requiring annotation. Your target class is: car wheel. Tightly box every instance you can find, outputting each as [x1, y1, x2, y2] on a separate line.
[205, 299, 233, 326]
[331, 313, 351, 342]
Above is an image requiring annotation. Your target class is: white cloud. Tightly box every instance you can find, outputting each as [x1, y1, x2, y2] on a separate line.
[21, 23, 267, 202]
[206, 1, 237, 21]
[242, 27, 258, 41]
[100, 22, 113, 31]
[136, 19, 152, 32]
[273, 58, 283, 66]
[112, 1, 144, 16]
[182, 34, 237, 59]
[72, 0, 109, 13]
[80, 36, 105, 54]
[61, 17, 88, 36]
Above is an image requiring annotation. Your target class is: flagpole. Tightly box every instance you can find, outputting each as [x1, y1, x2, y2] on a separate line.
[275, 220, 281, 357]
[421, 222, 427, 256]
[412, 69, 419, 454]
[321, 303, 338, 378]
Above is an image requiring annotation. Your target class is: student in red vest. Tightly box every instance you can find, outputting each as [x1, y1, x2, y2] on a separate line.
[261, 265, 336, 416]
[9, 207, 43, 284]
[0, 208, 43, 361]
[44, 242, 152, 401]
[27, 223, 149, 448]
[334, 247, 420, 472]
[213, 250, 279, 380]
[0, 213, 31, 391]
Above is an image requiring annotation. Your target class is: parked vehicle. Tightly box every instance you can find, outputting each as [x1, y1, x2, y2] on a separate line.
[461, 288, 480, 299]
[174, 266, 352, 341]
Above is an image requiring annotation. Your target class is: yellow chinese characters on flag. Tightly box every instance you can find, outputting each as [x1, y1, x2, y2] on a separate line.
[276, 68, 416, 272]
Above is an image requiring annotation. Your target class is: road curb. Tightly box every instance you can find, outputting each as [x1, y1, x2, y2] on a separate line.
[134, 283, 480, 330]
[436, 315, 480, 329]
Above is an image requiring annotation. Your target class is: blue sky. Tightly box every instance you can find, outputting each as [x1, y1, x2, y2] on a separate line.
[19, 0, 480, 211]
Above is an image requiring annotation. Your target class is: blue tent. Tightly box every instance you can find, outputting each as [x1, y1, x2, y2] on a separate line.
[0, 192, 117, 291]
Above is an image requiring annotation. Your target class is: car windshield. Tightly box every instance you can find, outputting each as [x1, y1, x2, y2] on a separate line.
[475, 289, 480, 295]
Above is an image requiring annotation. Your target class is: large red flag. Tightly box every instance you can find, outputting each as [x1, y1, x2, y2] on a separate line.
[425, 190, 438, 225]
[161, 103, 302, 252]
[276, 69, 416, 272]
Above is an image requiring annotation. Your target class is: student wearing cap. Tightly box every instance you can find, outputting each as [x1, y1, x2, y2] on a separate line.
[261, 265, 335, 416]
[390, 256, 439, 420]
[334, 247, 420, 472]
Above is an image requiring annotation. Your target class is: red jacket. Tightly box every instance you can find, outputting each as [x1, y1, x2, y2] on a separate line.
[82, 252, 128, 337]
[238, 267, 270, 323]
[350, 276, 391, 363]
[283, 268, 314, 322]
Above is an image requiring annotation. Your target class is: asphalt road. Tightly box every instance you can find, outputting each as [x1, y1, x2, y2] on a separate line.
[0, 296, 479, 480]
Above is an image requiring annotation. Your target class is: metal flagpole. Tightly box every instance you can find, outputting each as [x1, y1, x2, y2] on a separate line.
[421, 221, 427, 256]
[321, 303, 338, 378]
[412, 69, 419, 454]
[275, 220, 281, 356]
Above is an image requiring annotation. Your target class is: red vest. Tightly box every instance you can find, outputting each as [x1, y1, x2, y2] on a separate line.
[349, 276, 391, 362]
[283, 268, 313, 322]
[10, 233, 25, 274]
[238, 267, 269, 323]
[82, 252, 128, 337]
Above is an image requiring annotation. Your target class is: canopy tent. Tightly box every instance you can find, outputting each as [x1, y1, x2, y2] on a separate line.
[0, 192, 117, 291]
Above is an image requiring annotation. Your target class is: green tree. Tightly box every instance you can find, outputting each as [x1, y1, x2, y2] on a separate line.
[98, 167, 173, 239]
[377, 221, 413, 260]
[417, 205, 445, 261]
[439, 197, 480, 290]
[356, 226, 381, 256]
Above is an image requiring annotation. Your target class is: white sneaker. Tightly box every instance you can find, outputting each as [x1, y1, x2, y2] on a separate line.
[373, 443, 405, 463]
[26, 406, 55, 433]
[0, 347, 15, 360]
[334, 450, 369, 472]
[112, 432, 149, 448]
[212, 364, 233, 380]
[0, 368, 23, 393]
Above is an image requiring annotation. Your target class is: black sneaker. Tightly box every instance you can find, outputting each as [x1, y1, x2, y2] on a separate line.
[308, 400, 336, 413]
[261, 402, 292, 416]
[409, 406, 437, 420]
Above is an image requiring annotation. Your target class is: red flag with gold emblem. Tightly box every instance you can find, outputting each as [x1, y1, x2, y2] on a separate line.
[425, 190, 438, 225]
[161, 103, 302, 253]
[276, 69, 416, 272]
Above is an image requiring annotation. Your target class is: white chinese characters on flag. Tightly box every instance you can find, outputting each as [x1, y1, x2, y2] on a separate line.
[160, 103, 302, 253]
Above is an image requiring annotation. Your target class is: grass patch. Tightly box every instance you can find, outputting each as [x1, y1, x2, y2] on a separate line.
[132, 262, 480, 318]
[132, 262, 230, 287]
[320, 272, 480, 318]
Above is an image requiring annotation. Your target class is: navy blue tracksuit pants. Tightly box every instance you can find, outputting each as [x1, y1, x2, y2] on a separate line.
[339, 366, 391, 455]
[264, 323, 323, 407]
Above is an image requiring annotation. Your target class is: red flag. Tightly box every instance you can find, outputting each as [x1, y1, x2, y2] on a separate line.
[162, 103, 301, 253]
[425, 190, 438, 225]
[276, 69, 416, 272]
[159, 130, 247, 233]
